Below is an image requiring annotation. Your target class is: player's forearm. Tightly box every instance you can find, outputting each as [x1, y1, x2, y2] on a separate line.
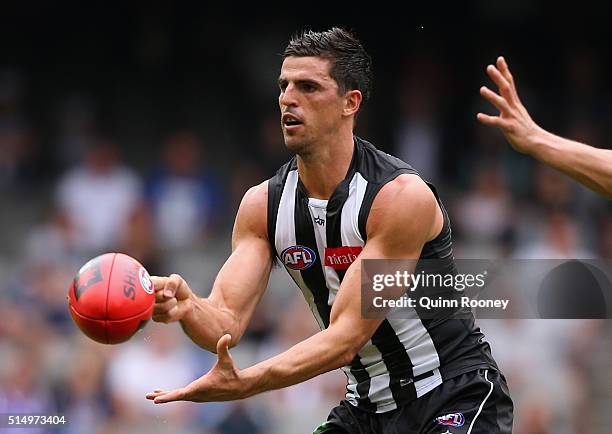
[180, 294, 239, 353]
[529, 129, 612, 198]
[240, 326, 361, 398]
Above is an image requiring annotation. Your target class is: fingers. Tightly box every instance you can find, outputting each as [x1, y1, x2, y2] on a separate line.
[145, 389, 165, 399]
[151, 274, 184, 300]
[152, 298, 177, 321]
[216, 334, 234, 368]
[476, 112, 506, 128]
[150, 276, 167, 293]
[486, 64, 516, 104]
[153, 298, 177, 314]
[480, 86, 510, 114]
[146, 388, 188, 404]
[496, 56, 514, 85]
[152, 299, 191, 323]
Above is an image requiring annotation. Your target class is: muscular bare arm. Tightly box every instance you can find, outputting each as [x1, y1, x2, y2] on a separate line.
[151, 181, 273, 352]
[477, 56, 612, 199]
[146, 174, 444, 403]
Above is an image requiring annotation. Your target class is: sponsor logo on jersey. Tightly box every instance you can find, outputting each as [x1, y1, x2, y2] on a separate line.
[282, 245, 317, 270]
[434, 412, 464, 427]
[324, 246, 363, 270]
[139, 267, 154, 294]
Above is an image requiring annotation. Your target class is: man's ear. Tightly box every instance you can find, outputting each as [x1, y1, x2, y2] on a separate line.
[343, 89, 363, 117]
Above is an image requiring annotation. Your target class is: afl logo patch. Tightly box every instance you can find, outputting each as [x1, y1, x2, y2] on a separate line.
[139, 267, 154, 294]
[434, 412, 464, 427]
[281, 245, 317, 270]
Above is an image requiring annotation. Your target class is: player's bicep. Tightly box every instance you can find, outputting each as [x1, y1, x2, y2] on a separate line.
[328, 176, 440, 352]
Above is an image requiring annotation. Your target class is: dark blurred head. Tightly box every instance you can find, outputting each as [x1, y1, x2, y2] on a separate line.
[162, 130, 202, 176]
[283, 28, 372, 102]
[544, 211, 579, 255]
[85, 138, 120, 174]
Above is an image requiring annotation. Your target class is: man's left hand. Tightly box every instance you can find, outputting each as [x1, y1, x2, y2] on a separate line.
[145, 334, 247, 404]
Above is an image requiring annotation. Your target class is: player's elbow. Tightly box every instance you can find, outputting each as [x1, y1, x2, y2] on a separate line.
[334, 331, 370, 367]
[339, 345, 360, 367]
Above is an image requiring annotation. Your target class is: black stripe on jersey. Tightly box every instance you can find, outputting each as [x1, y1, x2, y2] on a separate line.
[325, 171, 354, 282]
[293, 185, 331, 327]
[349, 356, 377, 413]
[371, 321, 418, 404]
[357, 169, 414, 241]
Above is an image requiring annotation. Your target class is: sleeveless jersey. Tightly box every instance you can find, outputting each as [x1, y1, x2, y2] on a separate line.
[267, 136, 498, 413]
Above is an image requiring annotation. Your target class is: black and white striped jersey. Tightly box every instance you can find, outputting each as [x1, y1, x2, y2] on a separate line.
[267, 136, 498, 413]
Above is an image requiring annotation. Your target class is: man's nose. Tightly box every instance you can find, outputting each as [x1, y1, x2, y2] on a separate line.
[279, 83, 298, 107]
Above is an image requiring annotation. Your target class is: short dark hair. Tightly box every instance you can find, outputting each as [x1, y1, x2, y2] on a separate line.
[283, 27, 372, 102]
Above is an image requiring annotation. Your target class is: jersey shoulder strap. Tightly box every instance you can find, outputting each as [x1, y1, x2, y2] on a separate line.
[354, 137, 420, 241]
[267, 157, 297, 253]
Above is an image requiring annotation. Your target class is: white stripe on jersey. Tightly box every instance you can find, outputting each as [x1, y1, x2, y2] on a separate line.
[275, 170, 326, 329]
[306, 198, 340, 306]
[342, 172, 367, 244]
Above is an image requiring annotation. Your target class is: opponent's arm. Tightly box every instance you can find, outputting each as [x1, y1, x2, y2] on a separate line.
[151, 181, 273, 352]
[147, 174, 444, 403]
[477, 56, 612, 199]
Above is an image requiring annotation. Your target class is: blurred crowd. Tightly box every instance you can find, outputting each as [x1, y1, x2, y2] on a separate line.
[1, 9, 612, 434]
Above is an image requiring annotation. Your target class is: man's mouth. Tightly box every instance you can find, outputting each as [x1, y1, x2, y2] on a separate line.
[282, 113, 303, 128]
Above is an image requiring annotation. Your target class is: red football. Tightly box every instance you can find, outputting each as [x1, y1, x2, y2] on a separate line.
[68, 253, 155, 344]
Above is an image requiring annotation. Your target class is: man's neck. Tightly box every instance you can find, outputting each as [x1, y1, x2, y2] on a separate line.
[296, 131, 355, 200]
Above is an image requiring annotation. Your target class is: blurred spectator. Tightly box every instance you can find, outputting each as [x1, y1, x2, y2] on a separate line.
[394, 58, 444, 183]
[55, 138, 142, 255]
[145, 131, 224, 250]
[454, 165, 513, 257]
[56, 339, 110, 434]
[532, 165, 575, 211]
[120, 205, 161, 273]
[0, 68, 44, 188]
[599, 214, 612, 258]
[255, 114, 291, 176]
[23, 210, 79, 267]
[0, 346, 54, 434]
[229, 160, 267, 212]
[53, 94, 98, 169]
[106, 323, 198, 433]
[515, 210, 594, 259]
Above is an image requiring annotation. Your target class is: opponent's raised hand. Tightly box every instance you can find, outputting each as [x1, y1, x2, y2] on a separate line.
[477, 56, 542, 154]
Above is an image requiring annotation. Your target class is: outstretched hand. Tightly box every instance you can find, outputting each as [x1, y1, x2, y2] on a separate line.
[146, 334, 248, 404]
[477, 56, 542, 154]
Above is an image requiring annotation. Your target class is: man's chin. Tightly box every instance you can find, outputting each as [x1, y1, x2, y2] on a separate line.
[283, 135, 307, 155]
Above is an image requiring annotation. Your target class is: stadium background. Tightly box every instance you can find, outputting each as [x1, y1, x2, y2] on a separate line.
[1, 4, 611, 434]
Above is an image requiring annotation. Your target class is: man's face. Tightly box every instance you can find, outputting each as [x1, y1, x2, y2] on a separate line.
[278, 56, 346, 154]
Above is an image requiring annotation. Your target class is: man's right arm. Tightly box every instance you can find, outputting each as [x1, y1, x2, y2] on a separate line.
[151, 181, 273, 352]
[477, 56, 612, 199]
